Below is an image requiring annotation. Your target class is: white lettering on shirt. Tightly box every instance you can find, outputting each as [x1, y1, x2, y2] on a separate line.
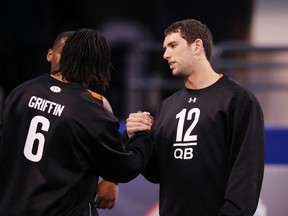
[28, 96, 65, 117]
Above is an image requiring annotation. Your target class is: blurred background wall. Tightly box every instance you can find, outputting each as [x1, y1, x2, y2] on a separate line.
[0, 0, 254, 119]
[0, 0, 288, 215]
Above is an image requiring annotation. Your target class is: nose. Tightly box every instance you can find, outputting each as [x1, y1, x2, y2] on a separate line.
[163, 49, 170, 60]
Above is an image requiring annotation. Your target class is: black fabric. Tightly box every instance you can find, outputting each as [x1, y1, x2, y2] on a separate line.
[0, 73, 153, 216]
[142, 74, 265, 216]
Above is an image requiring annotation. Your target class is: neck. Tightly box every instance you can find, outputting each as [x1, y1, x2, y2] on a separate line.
[184, 62, 220, 89]
[50, 73, 68, 83]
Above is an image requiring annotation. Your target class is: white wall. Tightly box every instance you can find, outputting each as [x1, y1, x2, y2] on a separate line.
[251, 0, 288, 46]
[251, 1, 288, 216]
[250, 0, 288, 127]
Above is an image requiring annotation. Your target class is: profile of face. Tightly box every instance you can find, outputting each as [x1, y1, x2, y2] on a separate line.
[163, 32, 197, 78]
[46, 36, 69, 73]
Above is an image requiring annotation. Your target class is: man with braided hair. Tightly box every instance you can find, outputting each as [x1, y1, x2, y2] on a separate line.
[46, 30, 119, 214]
[0, 28, 153, 216]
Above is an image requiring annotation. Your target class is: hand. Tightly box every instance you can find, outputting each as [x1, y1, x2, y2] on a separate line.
[95, 180, 119, 209]
[126, 111, 154, 138]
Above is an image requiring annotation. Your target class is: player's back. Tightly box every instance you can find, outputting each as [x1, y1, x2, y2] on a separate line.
[0, 73, 114, 216]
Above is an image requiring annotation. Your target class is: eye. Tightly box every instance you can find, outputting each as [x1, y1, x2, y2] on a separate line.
[169, 42, 177, 49]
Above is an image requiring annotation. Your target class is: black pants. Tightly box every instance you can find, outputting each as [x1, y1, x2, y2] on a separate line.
[82, 202, 99, 216]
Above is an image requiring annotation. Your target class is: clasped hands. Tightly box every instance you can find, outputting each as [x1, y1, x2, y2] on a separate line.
[126, 111, 154, 138]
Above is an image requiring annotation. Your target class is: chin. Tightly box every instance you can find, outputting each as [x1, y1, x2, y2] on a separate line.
[172, 71, 181, 77]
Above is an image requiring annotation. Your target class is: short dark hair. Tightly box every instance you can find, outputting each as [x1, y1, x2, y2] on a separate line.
[164, 19, 213, 61]
[59, 29, 112, 91]
[52, 31, 75, 49]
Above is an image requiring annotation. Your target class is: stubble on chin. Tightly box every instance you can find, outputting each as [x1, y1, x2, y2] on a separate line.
[172, 68, 182, 78]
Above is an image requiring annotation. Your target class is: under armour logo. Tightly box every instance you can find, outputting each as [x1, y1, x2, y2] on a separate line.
[188, 97, 197, 103]
[50, 86, 61, 93]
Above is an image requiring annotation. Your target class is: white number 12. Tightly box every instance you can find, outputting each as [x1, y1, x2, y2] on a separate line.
[175, 108, 200, 142]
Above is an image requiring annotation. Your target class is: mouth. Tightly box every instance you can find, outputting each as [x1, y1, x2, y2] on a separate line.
[168, 61, 175, 69]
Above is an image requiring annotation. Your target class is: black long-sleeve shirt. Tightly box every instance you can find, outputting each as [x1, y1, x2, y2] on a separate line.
[143, 74, 265, 216]
[0, 73, 152, 216]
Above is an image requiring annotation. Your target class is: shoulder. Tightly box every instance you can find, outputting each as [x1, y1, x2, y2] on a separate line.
[6, 74, 49, 97]
[161, 89, 186, 103]
[155, 89, 186, 114]
[220, 75, 262, 108]
[87, 89, 113, 113]
[102, 96, 113, 113]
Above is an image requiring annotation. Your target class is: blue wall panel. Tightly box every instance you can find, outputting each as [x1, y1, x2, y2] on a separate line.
[265, 128, 288, 164]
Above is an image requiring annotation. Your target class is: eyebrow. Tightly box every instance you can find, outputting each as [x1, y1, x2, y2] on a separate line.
[164, 40, 177, 49]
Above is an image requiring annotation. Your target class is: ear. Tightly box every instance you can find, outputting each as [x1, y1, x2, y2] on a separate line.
[46, 48, 53, 62]
[193, 38, 203, 54]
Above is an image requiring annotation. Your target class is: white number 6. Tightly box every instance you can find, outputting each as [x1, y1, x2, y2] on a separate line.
[24, 115, 50, 162]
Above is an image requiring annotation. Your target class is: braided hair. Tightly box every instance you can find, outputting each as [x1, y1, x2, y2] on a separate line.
[59, 28, 111, 91]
